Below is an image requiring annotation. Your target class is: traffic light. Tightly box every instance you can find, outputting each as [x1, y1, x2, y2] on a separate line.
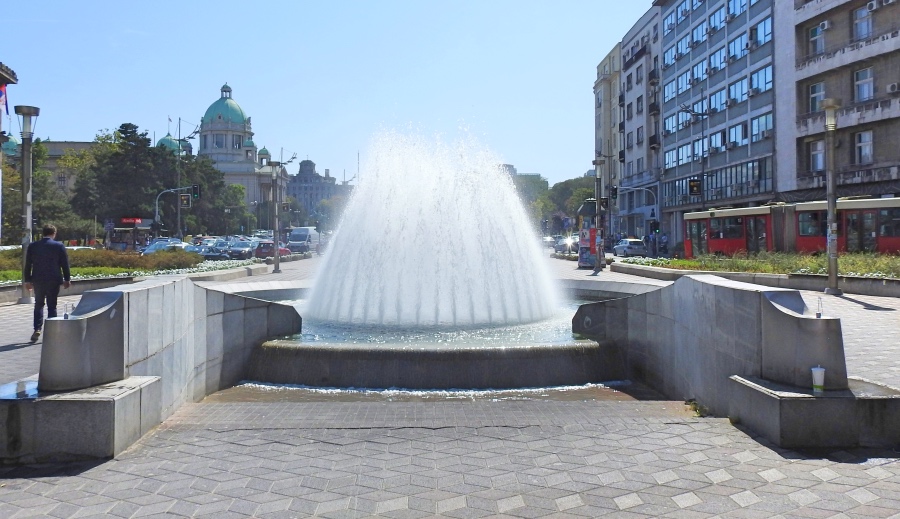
[649, 220, 660, 233]
[610, 186, 618, 200]
[191, 184, 201, 200]
[315, 221, 320, 233]
[180, 193, 192, 208]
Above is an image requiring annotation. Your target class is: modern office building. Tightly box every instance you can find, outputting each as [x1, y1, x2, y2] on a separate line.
[617, 7, 662, 239]
[593, 45, 622, 238]
[775, 0, 900, 202]
[654, 0, 776, 246]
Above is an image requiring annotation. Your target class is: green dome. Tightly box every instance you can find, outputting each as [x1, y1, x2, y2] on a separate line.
[2, 133, 18, 156]
[243, 138, 255, 148]
[259, 146, 270, 156]
[202, 84, 246, 125]
[157, 133, 180, 151]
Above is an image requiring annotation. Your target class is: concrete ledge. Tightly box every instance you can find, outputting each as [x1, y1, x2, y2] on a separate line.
[0, 376, 160, 464]
[611, 262, 900, 297]
[729, 375, 900, 448]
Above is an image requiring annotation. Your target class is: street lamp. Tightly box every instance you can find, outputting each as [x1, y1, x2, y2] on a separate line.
[679, 98, 709, 212]
[14, 105, 39, 305]
[823, 98, 842, 296]
[269, 162, 281, 274]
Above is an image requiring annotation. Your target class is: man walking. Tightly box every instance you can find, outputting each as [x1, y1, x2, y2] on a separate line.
[24, 225, 71, 342]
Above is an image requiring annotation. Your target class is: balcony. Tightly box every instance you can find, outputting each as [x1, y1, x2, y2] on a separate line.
[648, 68, 659, 85]
[649, 134, 661, 149]
[795, 21, 900, 81]
[796, 96, 900, 137]
[618, 150, 625, 163]
[649, 102, 660, 116]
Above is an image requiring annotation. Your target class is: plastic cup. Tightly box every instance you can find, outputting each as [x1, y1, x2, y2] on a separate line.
[811, 366, 825, 393]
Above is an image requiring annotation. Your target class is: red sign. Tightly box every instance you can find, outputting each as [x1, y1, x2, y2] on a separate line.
[120, 217, 142, 224]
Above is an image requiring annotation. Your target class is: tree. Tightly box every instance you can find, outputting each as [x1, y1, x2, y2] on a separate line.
[1, 161, 21, 245]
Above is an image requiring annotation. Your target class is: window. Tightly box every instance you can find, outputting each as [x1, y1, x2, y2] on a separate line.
[201, 135, 207, 149]
[809, 140, 825, 172]
[799, 212, 827, 236]
[626, 74, 633, 91]
[626, 161, 634, 176]
[879, 209, 900, 237]
[665, 149, 678, 169]
[855, 131, 873, 165]
[729, 77, 748, 102]
[637, 95, 644, 114]
[678, 35, 692, 56]
[728, 33, 748, 60]
[664, 80, 677, 102]
[678, 70, 692, 94]
[750, 65, 773, 93]
[809, 25, 825, 56]
[709, 7, 726, 31]
[853, 6, 872, 41]
[678, 144, 692, 165]
[664, 12, 677, 35]
[664, 46, 677, 66]
[750, 112, 772, 142]
[693, 98, 708, 116]
[693, 137, 708, 160]
[753, 17, 772, 46]
[213, 134, 225, 149]
[728, 122, 748, 146]
[693, 0, 703, 7]
[855, 68, 874, 102]
[728, 0, 747, 16]
[693, 21, 708, 45]
[693, 61, 708, 82]
[637, 126, 645, 144]
[709, 130, 725, 151]
[57, 174, 67, 189]
[627, 132, 634, 149]
[709, 46, 727, 71]
[709, 88, 726, 111]
[678, 111, 692, 128]
[809, 82, 825, 112]
[232, 135, 243, 149]
[677, 0, 691, 22]
[627, 102, 633, 120]
[637, 157, 644, 172]
[665, 115, 678, 133]
[636, 65, 644, 84]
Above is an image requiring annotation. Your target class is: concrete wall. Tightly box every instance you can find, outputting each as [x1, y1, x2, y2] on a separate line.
[572, 274, 847, 416]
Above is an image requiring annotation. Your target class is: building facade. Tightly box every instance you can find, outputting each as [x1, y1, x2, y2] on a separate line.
[618, 7, 662, 239]
[654, 0, 777, 244]
[286, 160, 339, 216]
[775, 0, 900, 202]
[594, 45, 623, 239]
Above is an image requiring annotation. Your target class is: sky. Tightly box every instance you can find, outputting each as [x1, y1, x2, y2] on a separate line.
[3, 1, 651, 187]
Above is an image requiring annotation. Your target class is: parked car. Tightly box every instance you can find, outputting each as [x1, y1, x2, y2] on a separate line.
[227, 240, 256, 260]
[613, 238, 648, 257]
[184, 245, 231, 261]
[140, 240, 190, 256]
[254, 240, 291, 259]
[554, 236, 578, 253]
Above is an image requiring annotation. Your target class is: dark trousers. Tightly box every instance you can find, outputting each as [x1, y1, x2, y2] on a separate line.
[33, 282, 61, 331]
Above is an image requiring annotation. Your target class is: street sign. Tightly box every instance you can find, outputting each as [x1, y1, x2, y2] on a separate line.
[180, 194, 192, 209]
[120, 217, 142, 224]
[104, 222, 115, 232]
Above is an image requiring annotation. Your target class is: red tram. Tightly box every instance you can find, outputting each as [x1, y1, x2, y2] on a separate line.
[683, 197, 900, 258]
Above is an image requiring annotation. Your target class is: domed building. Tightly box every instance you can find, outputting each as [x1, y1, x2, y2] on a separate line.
[155, 133, 192, 155]
[197, 83, 286, 207]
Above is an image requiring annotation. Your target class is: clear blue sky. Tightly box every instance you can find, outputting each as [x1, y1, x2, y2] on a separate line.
[4, 1, 649, 187]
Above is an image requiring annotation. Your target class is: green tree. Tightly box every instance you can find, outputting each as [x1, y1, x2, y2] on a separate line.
[1, 161, 21, 245]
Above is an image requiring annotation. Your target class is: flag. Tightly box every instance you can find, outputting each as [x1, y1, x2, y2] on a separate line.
[0, 85, 7, 115]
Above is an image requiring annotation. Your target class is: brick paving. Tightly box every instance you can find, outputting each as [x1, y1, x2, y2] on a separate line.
[0, 254, 897, 518]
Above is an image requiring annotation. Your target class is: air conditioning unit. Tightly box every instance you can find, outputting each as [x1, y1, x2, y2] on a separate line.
[710, 65, 719, 73]
[663, 129, 671, 136]
[706, 26, 714, 35]
[726, 141, 737, 150]
[728, 54, 738, 64]
[819, 20, 831, 31]
[675, 52, 683, 59]
[748, 87, 761, 97]
[691, 77, 701, 85]
[667, 22, 675, 30]
[761, 130, 773, 139]
[867, 0, 879, 10]
[747, 180, 759, 188]
[726, 13, 735, 22]
[884, 0, 896, 6]
[724, 98, 734, 108]
[749, 41, 759, 50]
[709, 106, 719, 114]
[709, 147, 720, 155]
[888, 82, 899, 94]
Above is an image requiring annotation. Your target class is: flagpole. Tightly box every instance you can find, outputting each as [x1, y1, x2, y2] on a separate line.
[177, 117, 182, 240]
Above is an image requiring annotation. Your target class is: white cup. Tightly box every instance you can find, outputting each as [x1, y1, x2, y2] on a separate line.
[811, 366, 825, 393]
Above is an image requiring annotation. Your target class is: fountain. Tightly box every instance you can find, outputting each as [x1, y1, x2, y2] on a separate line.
[247, 131, 625, 389]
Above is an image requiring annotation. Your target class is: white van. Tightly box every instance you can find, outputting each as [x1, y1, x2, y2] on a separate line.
[287, 227, 319, 253]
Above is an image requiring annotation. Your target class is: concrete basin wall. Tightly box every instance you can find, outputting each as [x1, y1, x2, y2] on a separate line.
[572, 274, 847, 416]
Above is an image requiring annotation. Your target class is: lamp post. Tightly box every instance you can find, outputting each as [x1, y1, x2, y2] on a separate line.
[269, 162, 281, 274]
[679, 98, 709, 212]
[15, 105, 39, 305]
[823, 98, 842, 295]
[591, 158, 605, 273]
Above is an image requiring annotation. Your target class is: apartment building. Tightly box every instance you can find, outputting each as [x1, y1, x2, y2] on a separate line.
[617, 7, 662, 239]
[593, 45, 621, 237]
[775, 0, 900, 201]
[654, 0, 776, 242]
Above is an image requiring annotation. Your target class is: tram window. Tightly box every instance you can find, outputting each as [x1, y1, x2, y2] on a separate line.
[710, 218, 722, 238]
[723, 217, 744, 239]
[879, 209, 900, 237]
[799, 212, 826, 236]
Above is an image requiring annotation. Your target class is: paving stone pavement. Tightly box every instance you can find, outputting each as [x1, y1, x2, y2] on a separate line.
[0, 255, 897, 518]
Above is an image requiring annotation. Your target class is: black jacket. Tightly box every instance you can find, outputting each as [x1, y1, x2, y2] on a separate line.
[24, 238, 71, 285]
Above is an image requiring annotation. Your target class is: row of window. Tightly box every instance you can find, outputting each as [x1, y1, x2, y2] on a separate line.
[807, 130, 874, 173]
[664, 0, 762, 36]
[663, 64, 772, 104]
[625, 126, 647, 149]
[662, 156, 772, 206]
[664, 16, 771, 69]
[663, 112, 773, 169]
[201, 134, 247, 150]
[807, 5, 877, 57]
[806, 67, 877, 114]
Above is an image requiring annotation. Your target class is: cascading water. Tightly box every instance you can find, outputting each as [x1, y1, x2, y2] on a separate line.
[306, 131, 560, 328]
